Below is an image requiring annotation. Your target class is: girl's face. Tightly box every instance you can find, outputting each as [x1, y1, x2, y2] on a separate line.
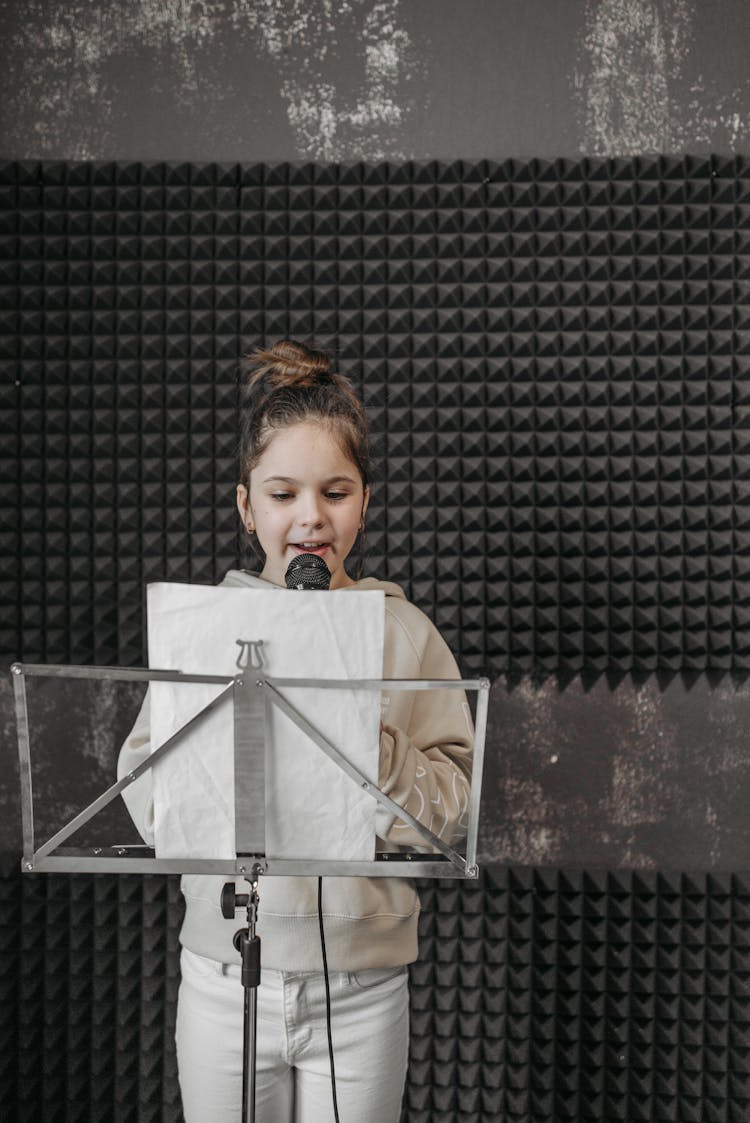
[236, 421, 369, 590]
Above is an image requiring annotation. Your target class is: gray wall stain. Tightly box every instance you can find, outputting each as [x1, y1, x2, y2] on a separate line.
[573, 0, 694, 155]
[0, 0, 426, 161]
[479, 673, 750, 870]
[0, 672, 19, 843]
[234, 0, 425, 160]
[574, 0, 750, 154]
[3, 0, 228, 159]
[608, 683, 679, 830]
[3, 670, 146, 852]
[5, 666, 750, 867]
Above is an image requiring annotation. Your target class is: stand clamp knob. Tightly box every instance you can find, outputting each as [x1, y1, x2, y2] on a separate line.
[222, 882, 249, 919]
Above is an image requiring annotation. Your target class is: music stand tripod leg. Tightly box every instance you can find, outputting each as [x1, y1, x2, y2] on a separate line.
[222, 866, 263, 1122]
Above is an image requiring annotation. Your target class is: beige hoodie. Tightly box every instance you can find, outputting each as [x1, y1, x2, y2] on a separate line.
[117, 570, 473, 970]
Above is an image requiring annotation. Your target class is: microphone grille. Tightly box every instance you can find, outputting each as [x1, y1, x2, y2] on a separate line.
[284, 553, 331, 590]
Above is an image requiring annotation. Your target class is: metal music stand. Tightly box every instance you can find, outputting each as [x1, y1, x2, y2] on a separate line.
[12, 658, 489, 1122]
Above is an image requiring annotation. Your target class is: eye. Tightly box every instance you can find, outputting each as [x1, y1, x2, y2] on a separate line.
[326, 491, 349, 501]
[270, 491, 293, 502]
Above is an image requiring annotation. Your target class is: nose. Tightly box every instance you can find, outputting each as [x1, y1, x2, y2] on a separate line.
[296, 493, 325, 529]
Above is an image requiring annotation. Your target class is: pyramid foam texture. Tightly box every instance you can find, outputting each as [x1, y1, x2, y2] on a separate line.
[3, 861, 749, 1121]
[2, 157, 750, 676]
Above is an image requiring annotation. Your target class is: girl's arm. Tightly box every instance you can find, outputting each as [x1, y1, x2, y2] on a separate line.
[376, 624, 474, 851]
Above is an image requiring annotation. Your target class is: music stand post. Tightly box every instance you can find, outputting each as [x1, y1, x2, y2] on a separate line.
[220, 869, 263, 1122]
[12, 660, 489, 1122]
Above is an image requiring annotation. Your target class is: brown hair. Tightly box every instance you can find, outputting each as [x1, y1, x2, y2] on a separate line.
[237, 340, 372, 491]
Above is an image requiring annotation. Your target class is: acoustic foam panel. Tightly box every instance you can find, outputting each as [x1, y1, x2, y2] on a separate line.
[2, 156, 750, 677]
[3, 862, 749, 1122]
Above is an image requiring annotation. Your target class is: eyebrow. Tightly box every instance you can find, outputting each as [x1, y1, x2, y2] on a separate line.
[262, 475, 358, 486]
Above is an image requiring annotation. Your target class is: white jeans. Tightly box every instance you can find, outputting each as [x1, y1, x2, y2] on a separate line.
[176, 948, 410, 1123]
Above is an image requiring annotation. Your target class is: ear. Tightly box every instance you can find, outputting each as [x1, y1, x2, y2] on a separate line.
[236, 483, 253, 530]
[361, 484, 370, 524]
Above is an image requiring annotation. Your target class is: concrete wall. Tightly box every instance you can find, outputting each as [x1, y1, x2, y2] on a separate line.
[1, 0, 749, 161]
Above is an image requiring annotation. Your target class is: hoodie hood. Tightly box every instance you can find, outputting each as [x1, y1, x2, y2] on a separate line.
[221, 568, 407, 601]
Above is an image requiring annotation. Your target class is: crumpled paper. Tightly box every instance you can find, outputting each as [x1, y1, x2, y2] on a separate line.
[147, 582, 384, 861]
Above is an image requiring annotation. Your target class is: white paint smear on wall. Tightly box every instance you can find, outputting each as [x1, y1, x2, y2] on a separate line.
[573, 0, 750, 155]
[234, 0, 422, 160]
[573, 0, 694, 154]
[4, 0, 423, 161]
[7, 0, 229, 159]
[7, 0, 228, 158]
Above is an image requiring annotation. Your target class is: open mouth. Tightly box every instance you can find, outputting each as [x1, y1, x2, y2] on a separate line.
[289, 542, 330, 557]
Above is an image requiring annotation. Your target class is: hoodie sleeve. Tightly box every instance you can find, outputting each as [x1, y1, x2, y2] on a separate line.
[376, 618, 473, 851]
[116, 688, 156, 846]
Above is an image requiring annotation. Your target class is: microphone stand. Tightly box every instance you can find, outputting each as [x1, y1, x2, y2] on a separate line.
[222, 864, 264, 1123]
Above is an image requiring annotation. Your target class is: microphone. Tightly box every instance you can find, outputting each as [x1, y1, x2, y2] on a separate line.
[285, 553, 331, 590]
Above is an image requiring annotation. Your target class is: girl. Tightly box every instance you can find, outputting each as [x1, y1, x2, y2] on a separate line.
[118, 340, 473, 1123]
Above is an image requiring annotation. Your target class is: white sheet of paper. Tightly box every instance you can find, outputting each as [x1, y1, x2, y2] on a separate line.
[147, 582, 384, 861]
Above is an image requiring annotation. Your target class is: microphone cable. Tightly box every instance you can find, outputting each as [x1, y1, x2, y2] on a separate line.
[318, 876, 341, 1123]
[286, 557, 338, 1117]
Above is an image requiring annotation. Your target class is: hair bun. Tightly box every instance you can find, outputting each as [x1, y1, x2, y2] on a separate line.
[245, 340, 332, 389]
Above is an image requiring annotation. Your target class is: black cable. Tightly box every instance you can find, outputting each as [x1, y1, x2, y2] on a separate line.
[318, 875, 341, 1123]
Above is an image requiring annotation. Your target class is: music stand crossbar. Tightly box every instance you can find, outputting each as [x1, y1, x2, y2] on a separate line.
[12, 662, 488, 881]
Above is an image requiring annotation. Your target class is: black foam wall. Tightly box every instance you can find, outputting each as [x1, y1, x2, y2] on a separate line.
[3, 156, 750, 678]
[4, 157, 750, 1122]
[3, 863, 749, 1122]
